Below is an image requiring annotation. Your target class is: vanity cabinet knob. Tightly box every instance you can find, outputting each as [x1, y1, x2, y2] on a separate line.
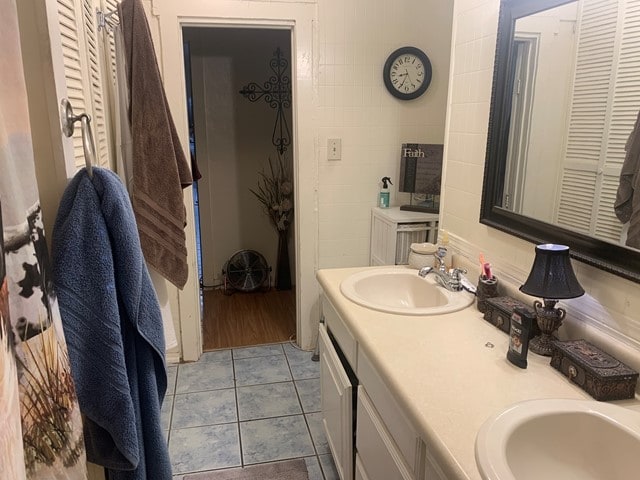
[568, 365, 578, 379]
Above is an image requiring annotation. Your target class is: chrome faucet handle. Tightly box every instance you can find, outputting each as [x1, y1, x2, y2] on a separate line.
[449, 267, 467, 280]
[435, 246, 447, 270]
[447, 268, 467, 291]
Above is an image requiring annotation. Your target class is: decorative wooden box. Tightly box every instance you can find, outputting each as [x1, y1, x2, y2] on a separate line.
[550, 340, 639, 401]
[483, 296, 538, 338]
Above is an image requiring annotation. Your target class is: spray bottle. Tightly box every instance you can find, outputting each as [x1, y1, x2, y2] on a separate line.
[379, 177, 392, 208]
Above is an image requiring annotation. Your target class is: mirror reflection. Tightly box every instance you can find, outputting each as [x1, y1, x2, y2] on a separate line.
[503, 0, 640, 250]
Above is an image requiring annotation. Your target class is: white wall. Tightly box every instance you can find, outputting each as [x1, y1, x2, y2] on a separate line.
[317, 0, 454, 268]
[186, 28, 293, 287]
[443, 0, 640, 370]
[152, 0, 454, 352]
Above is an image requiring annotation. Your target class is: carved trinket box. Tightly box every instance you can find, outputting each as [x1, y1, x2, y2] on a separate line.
[550, 339, 639, 401]
[483, 296, 538, 338]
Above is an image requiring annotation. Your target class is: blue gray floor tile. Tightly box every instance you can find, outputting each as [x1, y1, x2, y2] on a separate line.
[234, 354, 292, 386]
[285, 343, 321, 380]
[237, 382, 302, 421]
[176, 358, 234, 393]
[319, 453, 340, 480]
[295, 378, 321, 412]
[169, 423, 241, 474]
[161, 395, 173, 431]
[306, 412, 330, 454]
[233, 343, 284, 359]
[305, 455, 324, 480]
[199, 349, 232, 363]
[240, 415, 315, 464]
[168, 342, 333, 478]
[172, 388, 237, 429]
[167, 366, 178, 395]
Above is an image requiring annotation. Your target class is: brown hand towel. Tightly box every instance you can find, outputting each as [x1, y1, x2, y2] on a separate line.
[119, 0, 192, 289]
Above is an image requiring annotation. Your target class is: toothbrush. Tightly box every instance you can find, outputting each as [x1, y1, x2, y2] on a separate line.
[483, 262, 493, 280]
[479, 253, 489, 279]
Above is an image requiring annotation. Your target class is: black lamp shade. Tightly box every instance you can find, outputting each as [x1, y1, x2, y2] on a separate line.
[520, 244, 585, 300]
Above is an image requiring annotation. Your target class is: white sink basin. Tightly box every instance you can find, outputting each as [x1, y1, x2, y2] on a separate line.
[339, 267, 474, 315]
[475, 398, 640, 480]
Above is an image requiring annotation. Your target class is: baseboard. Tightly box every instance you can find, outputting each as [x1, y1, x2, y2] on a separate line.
[166, 351, 181, 364]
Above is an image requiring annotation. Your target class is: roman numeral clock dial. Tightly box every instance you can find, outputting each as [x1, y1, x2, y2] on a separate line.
[383, 47, 432, 100]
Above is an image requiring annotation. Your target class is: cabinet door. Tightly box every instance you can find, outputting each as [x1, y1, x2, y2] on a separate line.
[357, 387, 413, 480]
[423, 450, 448, 480]
[319, 323, 353, 480]
[355, 453, 371, 480]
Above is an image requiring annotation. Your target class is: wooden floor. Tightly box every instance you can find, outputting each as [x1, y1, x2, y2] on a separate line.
[202, 288, 296, 350]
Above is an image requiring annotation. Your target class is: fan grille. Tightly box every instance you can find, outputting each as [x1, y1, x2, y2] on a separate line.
[224, 250, 269, 292]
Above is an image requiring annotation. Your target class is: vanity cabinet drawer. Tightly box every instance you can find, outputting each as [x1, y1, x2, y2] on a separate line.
[357, 387, 414, 480]
[322, 296, 357, 368]
[357, 349, 422, 475]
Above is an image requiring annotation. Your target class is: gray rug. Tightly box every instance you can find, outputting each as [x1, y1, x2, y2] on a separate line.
[183, 459, 309, 480]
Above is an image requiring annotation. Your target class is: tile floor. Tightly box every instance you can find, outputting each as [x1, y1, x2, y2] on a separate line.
[164, 342, 339, 479]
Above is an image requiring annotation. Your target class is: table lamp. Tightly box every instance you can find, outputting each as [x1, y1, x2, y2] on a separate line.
[519, 244, 585, 356]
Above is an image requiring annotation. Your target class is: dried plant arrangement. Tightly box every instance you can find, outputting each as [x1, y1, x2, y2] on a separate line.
[250, 156, 293, 232]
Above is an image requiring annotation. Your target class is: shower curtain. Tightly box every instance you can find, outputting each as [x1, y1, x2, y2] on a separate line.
[0, 0, 86, 478]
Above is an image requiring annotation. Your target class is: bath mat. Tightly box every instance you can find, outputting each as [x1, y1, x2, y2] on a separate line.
[183, 458, 309, 480]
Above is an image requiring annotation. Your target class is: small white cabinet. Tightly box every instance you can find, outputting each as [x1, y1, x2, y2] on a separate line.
[370, 207, 439, 266]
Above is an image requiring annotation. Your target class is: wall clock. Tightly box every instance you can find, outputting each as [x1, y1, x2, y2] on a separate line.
[383, 46, 432, 100]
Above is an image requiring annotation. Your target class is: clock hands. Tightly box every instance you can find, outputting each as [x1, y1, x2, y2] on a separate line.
[399, 71, 408, 89]
[394, 66, 423, 92]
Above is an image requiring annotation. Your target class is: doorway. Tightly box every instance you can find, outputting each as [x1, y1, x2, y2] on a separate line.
[504, 36, 538, 214]
[183, 27, 296, 350]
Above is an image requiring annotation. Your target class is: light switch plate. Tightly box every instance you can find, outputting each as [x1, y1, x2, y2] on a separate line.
[328, 138, 341, 160]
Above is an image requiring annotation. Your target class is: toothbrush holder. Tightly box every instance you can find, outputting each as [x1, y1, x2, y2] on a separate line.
[476, 275, 499, 313]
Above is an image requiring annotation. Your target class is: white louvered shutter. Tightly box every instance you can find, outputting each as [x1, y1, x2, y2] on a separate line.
[597, 0, 640, 241]
[57, 0, 90, 168]
[98, 0, 120, 161]
[556, 0, 640, 242]
[56, 0, 115, 171]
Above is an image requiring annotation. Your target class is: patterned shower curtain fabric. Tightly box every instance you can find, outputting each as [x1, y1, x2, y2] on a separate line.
[0, 0, 87, 478]
[1, 200, 27, 479]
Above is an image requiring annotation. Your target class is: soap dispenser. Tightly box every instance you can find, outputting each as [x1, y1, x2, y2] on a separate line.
[379, 177, 392, 208]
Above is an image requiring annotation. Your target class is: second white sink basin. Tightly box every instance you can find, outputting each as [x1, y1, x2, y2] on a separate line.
[339, 267, 474, 315]
[475, 398, 640, 480]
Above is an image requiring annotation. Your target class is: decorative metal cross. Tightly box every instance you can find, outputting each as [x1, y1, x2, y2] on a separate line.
[239, 48, 292, 155]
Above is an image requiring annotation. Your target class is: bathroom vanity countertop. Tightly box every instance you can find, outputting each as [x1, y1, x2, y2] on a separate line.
[317, 266, 640, 480]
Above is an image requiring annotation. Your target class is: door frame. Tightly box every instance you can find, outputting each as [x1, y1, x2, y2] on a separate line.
[153, 0, 318, 361]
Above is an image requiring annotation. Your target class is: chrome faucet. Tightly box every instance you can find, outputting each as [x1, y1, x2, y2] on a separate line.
[418, 247, 477, 294]
[432, 246, 446, 271]
[418, 265, 466, 291]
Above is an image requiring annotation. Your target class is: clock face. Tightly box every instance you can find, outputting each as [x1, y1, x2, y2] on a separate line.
[383, 47, 432, 100]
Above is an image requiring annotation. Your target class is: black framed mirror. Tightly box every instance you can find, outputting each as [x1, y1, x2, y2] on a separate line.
[480, 0, 640, 283]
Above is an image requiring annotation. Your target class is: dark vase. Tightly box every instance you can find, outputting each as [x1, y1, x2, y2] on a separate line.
[276, 229, 292, 290]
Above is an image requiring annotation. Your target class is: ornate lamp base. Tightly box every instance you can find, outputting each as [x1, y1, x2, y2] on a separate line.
[529, 333, 556, 356]
[529, 299, 565, 356]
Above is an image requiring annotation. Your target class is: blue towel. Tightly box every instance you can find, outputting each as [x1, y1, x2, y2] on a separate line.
[52, 168, 171, 480]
